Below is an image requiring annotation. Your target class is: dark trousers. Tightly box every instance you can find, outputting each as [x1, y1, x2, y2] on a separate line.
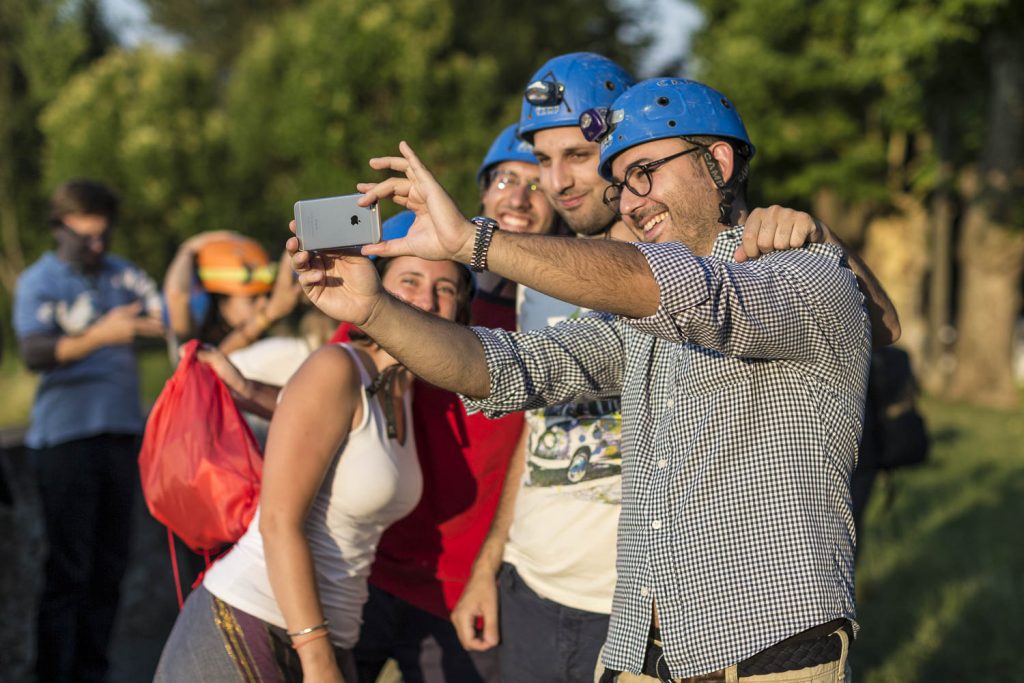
[354, 584, 499, 683]
[30, 434, 138, 683]
[498, 562, 610, 683]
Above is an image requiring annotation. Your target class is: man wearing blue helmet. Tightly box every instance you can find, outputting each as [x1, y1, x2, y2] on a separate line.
[453, 55, 895, 683]
[451, 53, 639, 683]
[292, 68, 901, 680]
[471, 123, 557, 325]
[518, 52, 640, 241]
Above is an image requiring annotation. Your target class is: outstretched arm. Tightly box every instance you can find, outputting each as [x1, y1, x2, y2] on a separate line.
[356, 142, 662, 319]
[287, 234, 491, 398]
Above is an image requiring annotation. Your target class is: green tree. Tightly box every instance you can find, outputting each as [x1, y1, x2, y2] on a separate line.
[0, 0, 113, 313]
[446, 0, 647, 96]
[222, 0, 505, 244]
[139, 0, 309, 71]
[40, 47, 227, 278]
[687, 0, 1024, 407]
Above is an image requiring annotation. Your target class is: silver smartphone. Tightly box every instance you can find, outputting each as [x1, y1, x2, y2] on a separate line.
[293, 193, 382, 251]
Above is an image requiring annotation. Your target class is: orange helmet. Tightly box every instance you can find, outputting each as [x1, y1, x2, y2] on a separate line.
[196, 236, 276, 296]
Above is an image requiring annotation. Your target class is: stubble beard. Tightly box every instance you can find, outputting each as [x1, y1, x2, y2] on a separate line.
[558, 198, 618, 237]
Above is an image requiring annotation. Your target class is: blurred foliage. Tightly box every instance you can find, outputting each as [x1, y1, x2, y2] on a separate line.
[445, 0, 647, 96]
[689, 0, 1016, 212]
[222, 0, 503, 245]
[0, 0, 115, 344]
[40, 47, 228, 279]
[140, 0, 308, 70]
[36, 0, 645, 273]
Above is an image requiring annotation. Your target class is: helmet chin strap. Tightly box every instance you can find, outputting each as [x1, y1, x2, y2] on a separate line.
[683, 137, 749, 226]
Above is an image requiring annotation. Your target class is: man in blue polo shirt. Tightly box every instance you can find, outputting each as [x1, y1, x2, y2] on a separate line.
[13, 179, 164, 683]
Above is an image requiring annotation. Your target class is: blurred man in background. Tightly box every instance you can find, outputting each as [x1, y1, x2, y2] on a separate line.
[13, 179, 164, 683]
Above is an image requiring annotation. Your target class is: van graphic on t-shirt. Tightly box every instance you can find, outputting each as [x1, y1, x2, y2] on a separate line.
[524, 398, 622, 503]
[517, 287, 623, 505]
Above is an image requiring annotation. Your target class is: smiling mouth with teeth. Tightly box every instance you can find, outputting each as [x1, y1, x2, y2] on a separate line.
[499, 213, 532, 232]
[641, 212, 669, 233]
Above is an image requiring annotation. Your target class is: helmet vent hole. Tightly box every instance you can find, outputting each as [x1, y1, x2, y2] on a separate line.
[668, 120, 677, 128]
[605, 80, 616, 91]
[657, 96, 670, 106]
[721, 98, 732, 109]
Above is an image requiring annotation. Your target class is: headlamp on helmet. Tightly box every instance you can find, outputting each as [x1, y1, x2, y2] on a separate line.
[518, 52, 635, 143]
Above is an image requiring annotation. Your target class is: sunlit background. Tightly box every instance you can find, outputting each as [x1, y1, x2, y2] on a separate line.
[0, 1, 1021, 681]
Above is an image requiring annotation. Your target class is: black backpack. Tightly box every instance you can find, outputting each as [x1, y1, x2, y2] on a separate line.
[866, 347, 929, 471]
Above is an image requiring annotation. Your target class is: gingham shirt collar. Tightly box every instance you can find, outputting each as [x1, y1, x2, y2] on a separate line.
[464, 229, 870, 677]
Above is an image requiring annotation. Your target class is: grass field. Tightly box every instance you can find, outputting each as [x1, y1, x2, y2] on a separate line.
[1, 353, 1020, 681]
[851, 396, 1023, 681]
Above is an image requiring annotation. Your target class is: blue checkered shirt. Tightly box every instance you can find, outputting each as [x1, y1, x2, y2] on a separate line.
[462, 227, 871, 677]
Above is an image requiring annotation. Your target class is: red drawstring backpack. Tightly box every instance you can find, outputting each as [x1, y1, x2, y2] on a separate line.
[138, 339, 263, 606]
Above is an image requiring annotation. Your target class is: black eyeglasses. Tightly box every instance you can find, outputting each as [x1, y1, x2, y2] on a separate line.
[489, 169, 540, 194]
[602, 146, 701, 210]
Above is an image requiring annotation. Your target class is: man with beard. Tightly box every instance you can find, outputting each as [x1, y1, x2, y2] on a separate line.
[452, 54, 895, 683]
[451, 53, 639, 683]
[14, 179, 164, 683]
[290, 75, 883, 681]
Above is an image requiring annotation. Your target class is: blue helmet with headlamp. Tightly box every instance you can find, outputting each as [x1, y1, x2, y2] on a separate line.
[476, 124, 538, 185]
[584, 78, 755, 225]
[518, 52, 635, 143]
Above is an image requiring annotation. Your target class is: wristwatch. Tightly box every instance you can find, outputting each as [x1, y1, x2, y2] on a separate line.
[469, 216, 500, 273]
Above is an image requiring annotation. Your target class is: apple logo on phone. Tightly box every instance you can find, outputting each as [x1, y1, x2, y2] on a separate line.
[350, 215, 360, 226]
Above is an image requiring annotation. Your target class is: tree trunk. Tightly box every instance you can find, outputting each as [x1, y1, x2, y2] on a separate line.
[924, 113, 957, 394]
[861, 194, 931, 368]
[947, 29, 1024, 408]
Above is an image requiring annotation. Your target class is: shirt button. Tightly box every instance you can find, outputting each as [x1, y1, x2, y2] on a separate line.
[657, 459, 668, 469]
[666, 398, 674, 408]
[651, 519, 662, 530]
[640, 586, 650, 597]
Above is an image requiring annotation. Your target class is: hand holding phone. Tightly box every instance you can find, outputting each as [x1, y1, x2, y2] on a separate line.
[293, 193, 382, 251]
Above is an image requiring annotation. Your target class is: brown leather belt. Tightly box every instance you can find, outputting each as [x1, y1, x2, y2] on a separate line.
[640, 619, 850, 682]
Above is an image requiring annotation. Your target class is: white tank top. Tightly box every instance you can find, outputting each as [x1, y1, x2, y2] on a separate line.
[204, 344, 422, 648]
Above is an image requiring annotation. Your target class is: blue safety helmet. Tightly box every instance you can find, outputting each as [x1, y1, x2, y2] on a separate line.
[379, 210, 416, 247]
[518, 52, 635, 143]
[592, 78, 755, 181]
[476, 124, 538, 185]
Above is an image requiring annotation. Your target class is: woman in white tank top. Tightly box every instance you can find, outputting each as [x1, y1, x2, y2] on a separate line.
[155, 252, 476, 683]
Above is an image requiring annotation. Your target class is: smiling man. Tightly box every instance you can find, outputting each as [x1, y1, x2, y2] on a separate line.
[452, 54, 637, 683]
[478, 124, 554, 236]
[289, 76, 877, 682]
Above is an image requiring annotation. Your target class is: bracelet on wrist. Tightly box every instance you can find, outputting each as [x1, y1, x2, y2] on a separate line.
[468, 216, 499, 273]
[287, 618, 329, 640]
[291, 629, 329, 650]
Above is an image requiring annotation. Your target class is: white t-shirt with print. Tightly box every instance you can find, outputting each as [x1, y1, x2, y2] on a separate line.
[502, 287, 621, 614]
